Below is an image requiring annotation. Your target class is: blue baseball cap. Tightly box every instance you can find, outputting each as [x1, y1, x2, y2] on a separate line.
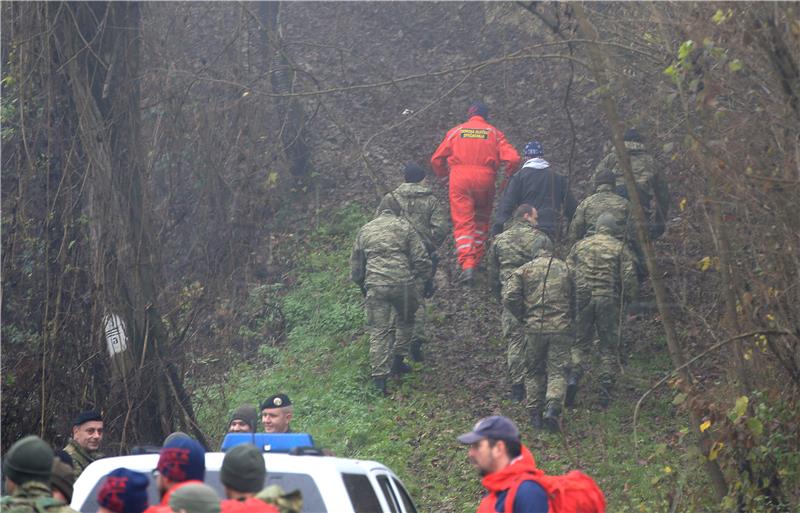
[457, 415, 520, 444]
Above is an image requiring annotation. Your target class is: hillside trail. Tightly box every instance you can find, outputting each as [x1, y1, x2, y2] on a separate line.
[411, 240, 667, 468]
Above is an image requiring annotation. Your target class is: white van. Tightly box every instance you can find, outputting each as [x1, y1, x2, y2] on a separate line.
[71, 451, 419, 513]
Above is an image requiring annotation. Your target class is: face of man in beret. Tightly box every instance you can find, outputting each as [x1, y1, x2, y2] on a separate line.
[261, 407, 291, 433]
[73, 420, 104, 451]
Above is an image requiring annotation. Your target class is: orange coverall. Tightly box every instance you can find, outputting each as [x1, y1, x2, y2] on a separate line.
[431, 115, 521, 270]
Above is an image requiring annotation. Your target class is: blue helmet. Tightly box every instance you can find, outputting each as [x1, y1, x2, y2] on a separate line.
[524, 141, 544, 158]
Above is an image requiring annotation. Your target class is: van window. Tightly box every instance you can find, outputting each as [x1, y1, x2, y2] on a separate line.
[342, 473, 383, 513]
[375, 475, 399, 513]
[78, 471, 326, 513]
[392, 477, 418, 513]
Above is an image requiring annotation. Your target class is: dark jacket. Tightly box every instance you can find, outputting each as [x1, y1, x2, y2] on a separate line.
[493, 158, 577, 238]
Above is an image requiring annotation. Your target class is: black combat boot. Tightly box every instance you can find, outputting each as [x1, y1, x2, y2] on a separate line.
[458, 268, 474, 287]
[565, 373, 580, 408]
[530, 409, 543, 430]
[391, 355, 412, 375]
[511, 383, 525, 403]
[410, 339, 424, 362]
[372, 377, 387, 395]
[598, 385, 612, 409]
[542, 404, 562, 433]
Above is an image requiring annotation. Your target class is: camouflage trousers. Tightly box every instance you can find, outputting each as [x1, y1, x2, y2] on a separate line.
[575, 295, 621, 388]
[390, 296, 428, 347]
[365, 283, 419, 378]
[501, 307, 526, 386]
[524, 330, 572, 413]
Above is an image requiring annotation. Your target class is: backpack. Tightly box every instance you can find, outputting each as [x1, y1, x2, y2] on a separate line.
[505, 470, 606, 513]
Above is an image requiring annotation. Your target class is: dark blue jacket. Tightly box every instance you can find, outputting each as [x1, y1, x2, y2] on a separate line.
[493, 159, 577, 238]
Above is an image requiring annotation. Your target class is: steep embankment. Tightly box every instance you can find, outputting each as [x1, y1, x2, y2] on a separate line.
[193, 203, 715, 513]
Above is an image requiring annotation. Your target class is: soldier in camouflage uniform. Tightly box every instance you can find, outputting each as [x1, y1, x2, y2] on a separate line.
[377, 162, 449, 362]
[488, 204, 552, 402]
[1, 435, 81, 513]
[350, 207, 432, 394]
[61, 410, 104, 479]
[566, 213, 638, 407]
[503, 237, 575, 433]
[569, 170, 632, 243]
[569, 170, 644, 280]
[592, 128, 670, 239]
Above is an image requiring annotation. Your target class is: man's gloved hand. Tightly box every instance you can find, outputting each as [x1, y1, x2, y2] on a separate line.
[490, 223, 504, 237]
[423, 280, 435, 298]
[359, 284, 367, 297]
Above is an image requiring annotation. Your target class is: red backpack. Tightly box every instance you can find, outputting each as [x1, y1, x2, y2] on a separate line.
[504, 470, 606, 513]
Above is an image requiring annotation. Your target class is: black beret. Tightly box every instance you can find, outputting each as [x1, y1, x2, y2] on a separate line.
[623, 128, 643, 143]
[260, 394, 292, 410]
[73, 410, 103, 426]
[403, 162, 426, 183]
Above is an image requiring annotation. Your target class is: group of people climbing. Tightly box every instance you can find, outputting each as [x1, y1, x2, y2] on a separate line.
[351, 101, 669, 433]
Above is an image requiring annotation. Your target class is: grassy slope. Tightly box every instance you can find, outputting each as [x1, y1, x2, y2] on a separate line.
[194, 203, 717, 513]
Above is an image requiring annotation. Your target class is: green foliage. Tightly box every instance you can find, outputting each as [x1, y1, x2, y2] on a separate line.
[191, 205, 729, 512]
[720, 391, 800, 512]
[1, 324, 40, 348]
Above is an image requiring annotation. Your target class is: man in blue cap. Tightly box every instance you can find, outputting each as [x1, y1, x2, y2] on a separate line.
[492, 140, 576, 240]
[457, 416, 549, 512]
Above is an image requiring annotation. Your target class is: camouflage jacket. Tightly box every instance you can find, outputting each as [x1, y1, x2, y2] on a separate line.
[256, 485, 303, 513]
[502, 254, 575, 333]
[0, 481, 80, 513]
[350, 211, 432, 290]
[566, 228, 638, 302]
[378, 183, 449, 254]
[592, 144, 670, 222]
[488, 219, 551, 297]
[568, 185, 633, 243]
[62, 439, 103, 478]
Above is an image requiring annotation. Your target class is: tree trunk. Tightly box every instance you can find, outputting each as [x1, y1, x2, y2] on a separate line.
[57, 2, 207, 448]
[573, 3, 729, 500]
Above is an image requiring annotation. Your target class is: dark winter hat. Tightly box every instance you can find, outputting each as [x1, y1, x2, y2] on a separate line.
[403, 162, 426, 183]
[97, 468, 150, 513]
[457, 415, 520, 444]
[524, 141, 544, 158]
[157, 437, 205, 483]
[73, 410, 103, 427]
[163, 432, 192, 446]
[228, 405, 258, 431]
[467, 101, 489, 118]
[168, 483, 221, 513]
[260, 393, 292, 411]
[51, 458, 76, 503]
[2, 435, 54, 485]
[594, 169, 616, 187]
[220, 444, 266, 493]
[623, 128, 643, 143]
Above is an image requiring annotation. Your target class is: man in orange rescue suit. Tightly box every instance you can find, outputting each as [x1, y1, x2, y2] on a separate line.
[431, 101, 521, 285]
